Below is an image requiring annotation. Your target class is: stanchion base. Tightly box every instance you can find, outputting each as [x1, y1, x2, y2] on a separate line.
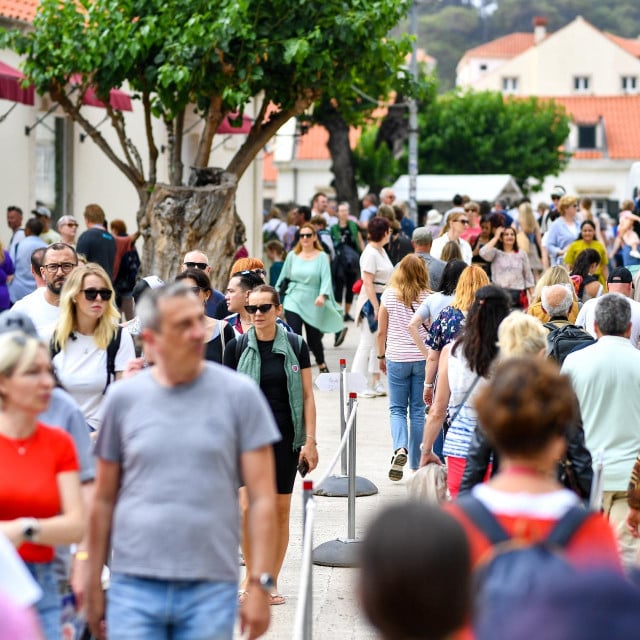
[313, 475, 378, 497]
[312, 538, 362, 567]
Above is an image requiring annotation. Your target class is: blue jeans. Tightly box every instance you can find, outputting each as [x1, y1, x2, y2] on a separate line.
[107, 573, 237, 640]
[387, 359, 426, 470]
[25, 561, 60, 640]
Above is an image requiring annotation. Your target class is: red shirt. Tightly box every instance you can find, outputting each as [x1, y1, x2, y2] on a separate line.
[0, 423, 79, 563]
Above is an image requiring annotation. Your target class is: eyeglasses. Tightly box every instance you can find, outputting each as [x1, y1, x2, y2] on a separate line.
[184, 261, 208, 270]
[64, 223, 79, 228]
[245, 303, 275, 314]
[299, 233, 314, 239]
[82, 288, 112, 301]
[43, 262, 77, 274]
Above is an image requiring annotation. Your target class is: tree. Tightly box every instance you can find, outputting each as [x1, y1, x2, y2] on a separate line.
[353, 124, 402, 194]
[415, 90, 571, 193]
[3, 0, 411, 284]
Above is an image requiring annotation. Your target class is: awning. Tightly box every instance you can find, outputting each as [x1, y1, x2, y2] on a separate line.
[70, 74, 133, 112]
[0, 61, 34, 106]
[217, 112, 252, 134]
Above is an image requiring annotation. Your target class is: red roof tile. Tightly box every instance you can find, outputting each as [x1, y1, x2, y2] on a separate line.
[605, 33, 640, 58]
[0, 0, 38, 23]
[462, 33, 535, 61]
[296, 124, 360, 160]
[542, 95, 640, 160]
[262, 150, 277, 183]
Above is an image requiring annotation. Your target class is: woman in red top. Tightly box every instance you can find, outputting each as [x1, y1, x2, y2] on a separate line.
[0, 331, 84, 640]
[450, 358, 620, 569]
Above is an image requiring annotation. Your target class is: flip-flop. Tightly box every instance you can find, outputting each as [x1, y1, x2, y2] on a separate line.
[269, 593, 286, 605]
[238, 589, 248, 604]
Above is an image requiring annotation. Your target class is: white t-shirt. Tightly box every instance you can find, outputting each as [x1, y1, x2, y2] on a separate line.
[12, 287, 60, 342]
[430, 234, 473, 265]
[576, 296, 640, 348]
[360, 244, 394, 293]
[53, 331, 136, 430]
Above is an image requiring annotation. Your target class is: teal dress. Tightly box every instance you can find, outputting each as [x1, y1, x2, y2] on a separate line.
[276, 252, 344, 333]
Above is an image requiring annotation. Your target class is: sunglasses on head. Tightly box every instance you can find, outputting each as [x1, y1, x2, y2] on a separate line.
[299, 233, 314, 239]
[244, 303, 275, 314]
[184, 261, 208, 270]
[235, 269, 267, 277]
[82, 288, 112, 301]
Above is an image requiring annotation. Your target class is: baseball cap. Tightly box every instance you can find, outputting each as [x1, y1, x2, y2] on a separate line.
[550, 186, 566, 198]
[32, 205, 52, 218]
[608, 267, 633, 284]
[0, 310, 38, 338]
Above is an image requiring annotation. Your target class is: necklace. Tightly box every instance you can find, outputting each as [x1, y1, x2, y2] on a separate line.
[0, 430, 37, 455]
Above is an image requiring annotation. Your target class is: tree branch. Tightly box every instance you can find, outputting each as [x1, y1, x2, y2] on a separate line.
[194, 94, 225, 167]
[226, 89, 320, 179]
[142, 89, 159, 186]
[50, 84, 145, 189]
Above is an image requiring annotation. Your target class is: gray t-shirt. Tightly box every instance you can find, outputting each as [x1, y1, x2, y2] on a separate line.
[95, 363, 280, 582]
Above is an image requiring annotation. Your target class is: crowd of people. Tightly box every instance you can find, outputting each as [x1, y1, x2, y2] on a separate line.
[3, 185, 640, 639]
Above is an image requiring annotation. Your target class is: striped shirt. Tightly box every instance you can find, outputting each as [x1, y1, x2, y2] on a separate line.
[381, 288, 429, 362]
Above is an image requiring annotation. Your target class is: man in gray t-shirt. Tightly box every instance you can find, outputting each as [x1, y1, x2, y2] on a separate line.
[86, 284, 280, 640]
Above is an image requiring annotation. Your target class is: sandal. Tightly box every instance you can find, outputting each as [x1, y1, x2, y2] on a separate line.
[318, 364, 329, 373]
[269, 593, 286, 605]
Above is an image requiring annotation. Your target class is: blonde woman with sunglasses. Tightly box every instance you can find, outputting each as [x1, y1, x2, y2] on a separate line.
[51, 263, 135, 432]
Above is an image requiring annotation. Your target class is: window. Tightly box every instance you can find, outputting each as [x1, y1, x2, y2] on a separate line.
[622, 76, 638, 93]
[578, 125, 596, 149]
[573, 76, 590, 93]
[502, 77, 518, 94]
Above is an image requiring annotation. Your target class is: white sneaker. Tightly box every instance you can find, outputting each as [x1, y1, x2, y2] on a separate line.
[374, 382, 387, 396]
[630, 249, 640, 259]
[358, 388, 377, 398]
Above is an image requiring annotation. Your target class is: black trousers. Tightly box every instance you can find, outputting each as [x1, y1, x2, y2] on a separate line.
[285, 310, 325, 365]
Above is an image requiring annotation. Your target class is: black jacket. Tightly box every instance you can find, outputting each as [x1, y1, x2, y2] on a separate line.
[459, 401, 593, 500]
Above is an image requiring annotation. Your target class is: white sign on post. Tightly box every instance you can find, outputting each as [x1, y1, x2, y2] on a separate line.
[315, 372, 367, 393]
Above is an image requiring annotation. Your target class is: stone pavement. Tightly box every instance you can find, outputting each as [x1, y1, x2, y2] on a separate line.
[236, 322, 413, 639]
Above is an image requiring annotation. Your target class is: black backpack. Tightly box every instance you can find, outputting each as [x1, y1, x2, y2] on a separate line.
[114, 248, 141, 295]
[544, 322, 596, 365]
[51, 326, 123, 394]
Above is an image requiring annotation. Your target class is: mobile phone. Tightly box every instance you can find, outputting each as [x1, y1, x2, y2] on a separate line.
[297, 459, 309, 478]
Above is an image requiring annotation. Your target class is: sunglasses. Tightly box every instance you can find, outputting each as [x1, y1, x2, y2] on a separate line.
[457, 219, 470, 225]
[299, 233, 314, 239]
[82, 288, 112, 301]
[244, 303, 275, 314]
[43, 262, 77, 274]
[235, 269, 267, 277]
[184, 261, 208, 270]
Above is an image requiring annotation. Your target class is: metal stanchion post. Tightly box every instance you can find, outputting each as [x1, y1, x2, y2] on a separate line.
[339, 359, 347, 476]
[347, 393, 356, 540]
[314, 361, 378, 498]
[302, 480, 313, 640]
[312, 393, 362, 568]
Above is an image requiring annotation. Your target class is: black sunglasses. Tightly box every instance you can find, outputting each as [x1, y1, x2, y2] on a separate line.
[299, 233, 314, 239]
[82, 288, 112, 301]
[244, 303, 275, 314]
[235, 269, 267, 277]
[184, 261, 208, 270]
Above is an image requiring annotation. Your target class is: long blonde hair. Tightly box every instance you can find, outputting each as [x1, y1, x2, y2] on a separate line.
[531, 265, 575, 305]
[54, 263, 120, 351]
[518, 203, 540, 235]
[388, 254, 431, 307]
[451, 265, 490, 312]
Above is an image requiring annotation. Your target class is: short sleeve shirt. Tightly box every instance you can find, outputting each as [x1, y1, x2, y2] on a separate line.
[359, 244, 393, 293]
[426, 306, 465, 351]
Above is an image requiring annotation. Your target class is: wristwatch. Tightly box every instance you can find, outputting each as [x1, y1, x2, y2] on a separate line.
[21, 518, 41, 543]
[249, 573, 276, 594]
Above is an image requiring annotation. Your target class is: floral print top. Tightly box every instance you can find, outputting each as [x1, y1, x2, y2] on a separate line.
[425, 306, 465, 352]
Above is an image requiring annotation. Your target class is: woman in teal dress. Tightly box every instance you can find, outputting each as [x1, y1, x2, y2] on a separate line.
[276, 223, 344, 372]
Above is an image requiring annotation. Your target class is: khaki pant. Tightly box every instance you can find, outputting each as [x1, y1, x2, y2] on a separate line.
[602, 491, 640, 567]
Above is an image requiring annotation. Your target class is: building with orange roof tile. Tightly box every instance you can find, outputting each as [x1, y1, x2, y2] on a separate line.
[457, 16, 640, 211]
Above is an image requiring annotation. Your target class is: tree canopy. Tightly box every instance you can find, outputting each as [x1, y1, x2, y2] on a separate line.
[4, 0, 413, 206]
[354, 88, 571, 194]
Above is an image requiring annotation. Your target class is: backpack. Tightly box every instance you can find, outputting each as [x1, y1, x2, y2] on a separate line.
[234, 329, 302, 364]
[457, 496, 589, 628]
[51, 326, 123, 394]
[544, 322, 596, 365]
[114, 248, 141, 295]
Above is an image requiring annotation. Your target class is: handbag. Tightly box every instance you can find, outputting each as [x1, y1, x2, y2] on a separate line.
[352, 278, 363, 294]
[443, 375, 481, 437]
[278, 277, 291, 301]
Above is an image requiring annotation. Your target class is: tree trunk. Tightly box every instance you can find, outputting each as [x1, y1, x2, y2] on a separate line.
[140, 172, 245, 289]
[316, 104, 359, 215]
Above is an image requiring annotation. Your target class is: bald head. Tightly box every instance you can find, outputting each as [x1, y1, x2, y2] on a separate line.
[182, 250, 211, 275]
[541, 284, 573, 317]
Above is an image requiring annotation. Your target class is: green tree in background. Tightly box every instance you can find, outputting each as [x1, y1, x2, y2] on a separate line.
[416, 90, 571, 193]
[353, 125, 402, 194]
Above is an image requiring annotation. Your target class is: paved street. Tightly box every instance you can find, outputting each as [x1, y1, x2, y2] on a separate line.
[236, 320, 410, 639]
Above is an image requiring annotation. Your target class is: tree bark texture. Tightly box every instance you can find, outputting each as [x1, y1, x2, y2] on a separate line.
[140, 172, 245, 289]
